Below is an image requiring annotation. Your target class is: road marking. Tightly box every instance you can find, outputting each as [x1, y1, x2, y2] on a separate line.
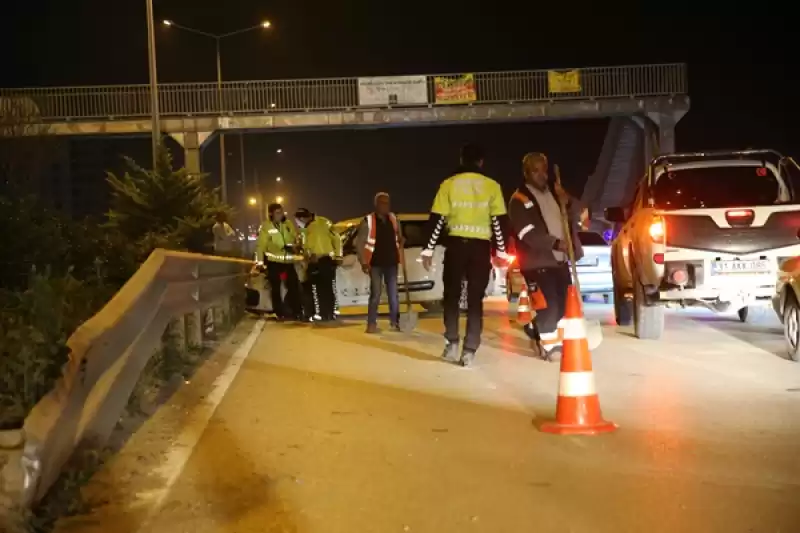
[134, 319, 265, 531]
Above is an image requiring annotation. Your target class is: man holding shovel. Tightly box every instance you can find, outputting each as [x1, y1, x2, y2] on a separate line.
[508, 152, 584, 360]
[356, 192, 402, 333]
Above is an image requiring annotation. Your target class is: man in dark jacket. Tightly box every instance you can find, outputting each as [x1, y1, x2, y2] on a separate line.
[508, 152, 584, 360]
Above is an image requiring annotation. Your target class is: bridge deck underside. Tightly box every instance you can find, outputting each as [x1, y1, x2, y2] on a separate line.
[39, 96, 689, 136]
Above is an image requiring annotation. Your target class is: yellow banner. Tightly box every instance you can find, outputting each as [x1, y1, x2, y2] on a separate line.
[434, 74, 477, 104]
[548, 70, 582, 93]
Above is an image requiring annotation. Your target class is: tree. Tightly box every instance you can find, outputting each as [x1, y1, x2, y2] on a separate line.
[105, 144, 232, 259]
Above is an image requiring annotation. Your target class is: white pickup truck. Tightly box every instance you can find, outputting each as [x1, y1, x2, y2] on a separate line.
[605, 149, 800, 340]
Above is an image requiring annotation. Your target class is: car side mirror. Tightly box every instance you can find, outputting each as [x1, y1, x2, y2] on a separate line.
[604, 207, 627, 223]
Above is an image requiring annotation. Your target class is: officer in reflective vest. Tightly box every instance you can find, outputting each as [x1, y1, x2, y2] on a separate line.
[256, 203, 303, 321]
[420, 144, 510, 367]
[356, 192, 402, 333]
[296, 208, 343, 323]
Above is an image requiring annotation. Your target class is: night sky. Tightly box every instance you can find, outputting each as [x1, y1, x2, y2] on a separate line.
[3, 1, 799, 221]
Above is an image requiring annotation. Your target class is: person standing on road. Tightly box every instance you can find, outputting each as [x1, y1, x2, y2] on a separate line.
[356, 192, 402, 333]
[420, 144, 510, 367]
[296, 208, 342, 323]
[256, 203, 303, 321]
[212, 211, 237, 256]
[508, 152, 584, 360]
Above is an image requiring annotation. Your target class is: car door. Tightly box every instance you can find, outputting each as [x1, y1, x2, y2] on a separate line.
[336, 225, 371, 306]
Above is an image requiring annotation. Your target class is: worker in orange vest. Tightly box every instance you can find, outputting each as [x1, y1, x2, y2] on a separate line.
[355, 192, 402, 333]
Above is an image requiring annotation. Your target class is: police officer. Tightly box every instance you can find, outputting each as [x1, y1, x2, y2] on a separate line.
[420, 144, 510, 367]
[256, 203, 303, 321]
[296, 208, 343, 323]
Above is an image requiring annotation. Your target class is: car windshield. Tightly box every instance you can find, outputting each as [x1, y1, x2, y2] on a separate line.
[401, 220, 436, 248]
[578, 231, 607, 246]
[652, 165, 781, 209]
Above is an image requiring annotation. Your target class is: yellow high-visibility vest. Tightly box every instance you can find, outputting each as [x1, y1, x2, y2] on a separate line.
[431, 171, 506, 240]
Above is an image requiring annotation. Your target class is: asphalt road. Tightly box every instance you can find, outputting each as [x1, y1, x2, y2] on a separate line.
[55, 300, 800, 533]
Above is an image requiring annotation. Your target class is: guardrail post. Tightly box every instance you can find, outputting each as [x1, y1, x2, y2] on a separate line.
[168, 316, 188, 354]
[187, 309, 204, 348]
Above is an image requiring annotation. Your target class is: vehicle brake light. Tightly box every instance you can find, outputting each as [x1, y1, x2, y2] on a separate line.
[649, 218, 665, 243]
[653, 253, 664, 264]
[756, 168, 767, 177]
[725, 209, 754, 227]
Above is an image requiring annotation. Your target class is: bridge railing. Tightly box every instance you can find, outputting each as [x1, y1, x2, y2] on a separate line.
[0, 63, 687, 122]
[0, 250, 253, 514]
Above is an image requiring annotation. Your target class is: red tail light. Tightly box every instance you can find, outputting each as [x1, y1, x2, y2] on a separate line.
[725, 209, 754, 227]
[649, 217, 665, 244]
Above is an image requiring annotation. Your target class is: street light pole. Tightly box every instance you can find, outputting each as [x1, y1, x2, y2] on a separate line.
[215, 37, 228, 203]
[145, 0, 161, 169]
[162, 19, 271, 204]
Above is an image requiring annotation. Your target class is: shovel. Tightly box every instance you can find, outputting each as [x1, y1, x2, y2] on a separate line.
[398, 247, 418, 333]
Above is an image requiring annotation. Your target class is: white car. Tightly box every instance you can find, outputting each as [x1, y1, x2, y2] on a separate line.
[605, 149, 800, 339]
[506, 231, 613, 302]
[247, 213, 500, 315]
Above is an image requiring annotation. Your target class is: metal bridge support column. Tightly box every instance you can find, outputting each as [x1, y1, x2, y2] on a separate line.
[171, 131, 212, 176]
[639, 109, 687, 156]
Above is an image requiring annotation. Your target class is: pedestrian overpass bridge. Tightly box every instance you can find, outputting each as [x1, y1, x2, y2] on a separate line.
[1, 62, 688, 223]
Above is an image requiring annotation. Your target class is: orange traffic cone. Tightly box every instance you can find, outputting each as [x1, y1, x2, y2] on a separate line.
[516, 288, 532, 325]
[541, 285, 617, 436]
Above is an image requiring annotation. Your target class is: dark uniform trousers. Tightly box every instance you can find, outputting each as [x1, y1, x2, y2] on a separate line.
[443, 238, 492, 352]
[521, 263, 571, 339]
[307, 256, 337, 320]
[266, 260, 302, 320]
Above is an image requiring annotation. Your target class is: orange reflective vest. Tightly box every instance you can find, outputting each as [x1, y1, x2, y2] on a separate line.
[364, 212, 400, 265]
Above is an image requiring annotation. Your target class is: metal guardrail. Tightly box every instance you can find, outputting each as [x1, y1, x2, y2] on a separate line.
[0, 63, 687, 122]
[0, 249, 253, 516]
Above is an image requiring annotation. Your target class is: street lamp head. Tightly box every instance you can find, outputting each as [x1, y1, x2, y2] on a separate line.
[275, 195, 284, 204]
[248, 197, 258, 206]
[261, 20, 272, 29]
[276, 176, 282, 182]
[163, 20, 173, 26]
[276, 148, 282, 154]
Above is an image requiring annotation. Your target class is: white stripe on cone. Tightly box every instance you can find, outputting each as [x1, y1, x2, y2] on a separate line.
[558, 371, 597, 397]
[561, 317, 587, 340]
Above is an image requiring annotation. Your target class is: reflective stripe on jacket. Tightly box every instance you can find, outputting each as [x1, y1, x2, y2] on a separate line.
[507, 186, 584, 271]
[256, 219, 301, 263]
[357, 212, 400, 266]
[430, 171, 506, 240]
[302, 216, 342, 258]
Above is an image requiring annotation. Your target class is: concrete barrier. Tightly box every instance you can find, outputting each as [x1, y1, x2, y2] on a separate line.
[0, 249, 252, 517]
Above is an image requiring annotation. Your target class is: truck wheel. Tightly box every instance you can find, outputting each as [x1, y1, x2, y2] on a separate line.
[737, 306, 749, 323]
[783, 294, 800, 362]
[632, 262, 664, 340]
[611, 254, 632, 326]
[421, 301, 443, 313]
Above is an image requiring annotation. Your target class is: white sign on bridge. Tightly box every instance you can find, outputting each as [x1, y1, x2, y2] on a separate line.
[357, 76, 428, 106]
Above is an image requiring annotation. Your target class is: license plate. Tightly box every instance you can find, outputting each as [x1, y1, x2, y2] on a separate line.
[576, 257, 598, 267]
[711, 260, 771, 274]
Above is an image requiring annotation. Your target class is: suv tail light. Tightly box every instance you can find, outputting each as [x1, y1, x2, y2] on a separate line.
[725, 209, 755, 227]
[649, 217, 665, 244]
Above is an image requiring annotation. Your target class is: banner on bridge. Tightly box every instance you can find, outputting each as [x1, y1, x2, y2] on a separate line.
[357, 76, 428, 106]
[547, 69, 582, 93]
[434, 74, 477, 104]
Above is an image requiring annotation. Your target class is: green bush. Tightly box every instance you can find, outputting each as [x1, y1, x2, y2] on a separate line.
[0, 144, 230, 430]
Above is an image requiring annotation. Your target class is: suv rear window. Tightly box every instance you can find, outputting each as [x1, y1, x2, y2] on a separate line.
[652, 165, 780, 209]
[578, 231, 607, 246]
[402, 220, 446, 248]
